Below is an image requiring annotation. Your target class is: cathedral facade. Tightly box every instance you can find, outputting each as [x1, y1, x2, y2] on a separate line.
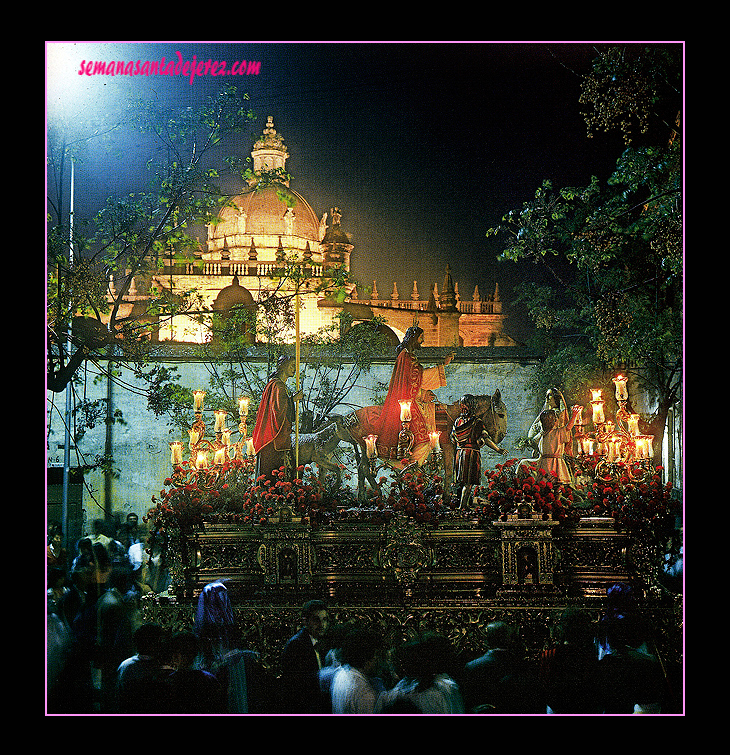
[113, 116, 519, 350]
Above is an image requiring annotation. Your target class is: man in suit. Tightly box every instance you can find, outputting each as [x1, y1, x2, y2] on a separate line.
[279, 600, 330, 713]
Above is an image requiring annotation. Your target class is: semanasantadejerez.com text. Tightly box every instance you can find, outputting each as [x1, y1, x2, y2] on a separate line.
[77, 52, 261, 84]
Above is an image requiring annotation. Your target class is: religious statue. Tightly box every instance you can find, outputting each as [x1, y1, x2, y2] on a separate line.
[373, 325, 455, 465]
[527, 388, 568, 456]
[451, 394, 506, 508]
[519, 396, 582, 486]
[251, 355, 304, 483]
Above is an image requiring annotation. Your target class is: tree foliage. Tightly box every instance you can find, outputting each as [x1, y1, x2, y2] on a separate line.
[487, 45, 682, 461]
[47, 84, 257, 394]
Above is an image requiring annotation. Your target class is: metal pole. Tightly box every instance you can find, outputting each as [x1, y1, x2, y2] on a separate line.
[61, 159, 74, 550]
[294, 289, 300, 477]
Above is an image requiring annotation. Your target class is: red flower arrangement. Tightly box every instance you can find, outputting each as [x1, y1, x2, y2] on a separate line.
[471, 458, 582, 527]
[580, 459, 679, 546]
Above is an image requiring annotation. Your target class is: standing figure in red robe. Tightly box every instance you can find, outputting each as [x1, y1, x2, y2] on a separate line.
[373, 326, 455, 465]
[252, 355, 303, 484]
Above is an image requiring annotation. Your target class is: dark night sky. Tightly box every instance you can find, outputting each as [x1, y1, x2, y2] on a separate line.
[46, 41, 639, 342]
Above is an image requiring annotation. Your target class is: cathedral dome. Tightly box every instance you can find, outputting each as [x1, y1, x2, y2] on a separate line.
[213, 183, 322, 242]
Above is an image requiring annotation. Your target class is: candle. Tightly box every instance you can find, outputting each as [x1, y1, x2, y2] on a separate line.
[606, 437, 621, 463]
[399, 400, 412, 422]
[365, 434, 378, 458]
[196, 450, 209, 469]
[214, 447, 226, 465]
[591, 400, 605, 425]
[582, 438, 595, 456]
[222, 428, 232, 447]
[169, 441, 183, 465]
[613, 375, 629, 401]
[628, 414, 640, 436]
[590, 388, 603, 402]
[193, 390, 206, 411]
[429, 432, 441, 452]
[246, 438, 256, 457]
[214, 409, 227, 432]
[572, 405, 585, 426]
[238, 396, 250, 416]
[189, 428, 200, 448]
[635, 436, 648, 459]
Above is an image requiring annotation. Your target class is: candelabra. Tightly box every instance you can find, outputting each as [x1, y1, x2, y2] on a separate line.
[572, 375, 655, 483]
[365, 428, 444, 483]
[168, 390, 254, 490]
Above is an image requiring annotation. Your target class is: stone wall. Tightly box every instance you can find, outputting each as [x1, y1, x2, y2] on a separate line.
[47, 348, 543, 540]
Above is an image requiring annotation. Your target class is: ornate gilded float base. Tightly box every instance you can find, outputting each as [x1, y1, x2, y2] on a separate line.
[142, 515, 682, 681]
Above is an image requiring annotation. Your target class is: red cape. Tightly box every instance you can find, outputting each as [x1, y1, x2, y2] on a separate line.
[373, 349, 430, 459]
[252, 378, 292, 453]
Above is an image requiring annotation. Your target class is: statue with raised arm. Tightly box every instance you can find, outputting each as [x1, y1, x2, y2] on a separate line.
[251, 355, 304, 484]
[451, 394, 506, 508]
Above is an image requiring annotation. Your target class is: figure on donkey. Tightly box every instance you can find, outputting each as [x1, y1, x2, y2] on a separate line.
[370, 325, 455, 466]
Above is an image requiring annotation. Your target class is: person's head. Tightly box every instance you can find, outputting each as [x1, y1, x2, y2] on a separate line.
[126, 512, 139, 530]
[133, 623, 167, 658]
[302, 599, 329, 640]
[397, 325, 424, 355]
[48, 523, 63, 546]
[485, 621, 516, 650]
[339, 629, 383, 673]
[460, 394, 477, 416]
[554, 608, 594, 645]
[545, 388, 561, 409]
[540, 409, 558, 432]
[276, 355, 297, 380]
[168, 631, 200, 670]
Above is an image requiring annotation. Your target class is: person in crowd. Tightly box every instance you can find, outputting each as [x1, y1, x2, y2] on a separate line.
[129, 529, 171, 594]
[160, 631, 226, 714]
[90, 519, 113, 552]
[115, 623, 170, 714]
[377, 633, 464, 714]
[125, 512, 142, 545]
[539, 608, 604, 714]
[47, 523, 68, 573]
[279, 599, 331, 713]
[194, 580, 273, 713]
[460, 621, 544, 714]
[597, 613, 667, 714]
[95, 565, 141, 712]
[330, 629, 385, 714]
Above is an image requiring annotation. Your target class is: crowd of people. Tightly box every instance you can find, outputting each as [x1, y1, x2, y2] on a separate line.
[47, 520, 680, 715]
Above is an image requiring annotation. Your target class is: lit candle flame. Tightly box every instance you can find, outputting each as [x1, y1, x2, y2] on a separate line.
[612, 375, 629, 401]
[399, 400, 412, 422]
[214, 409, 227, 432]
[365, 434, 378, 458]
[170, 442, 183, 465]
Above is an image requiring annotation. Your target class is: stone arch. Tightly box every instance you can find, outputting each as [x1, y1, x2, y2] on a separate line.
[211, 277, 257, 344]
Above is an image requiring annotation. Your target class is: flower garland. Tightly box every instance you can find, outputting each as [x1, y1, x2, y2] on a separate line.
[146, 455, 678, 546]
